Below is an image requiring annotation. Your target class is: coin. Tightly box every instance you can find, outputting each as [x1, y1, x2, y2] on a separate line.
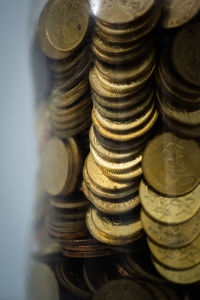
[141, 208, 200, 248]
[152, 258, 200, 284]
[140, 180, 200, 224]
[172, 22, 200, 86]
[147, 234, 200, 270]
[45, 0, 89, 52]
[92, 279, 154, 300]
[82, 180, 140, 215]
[161, 0, 200, 29]
[142, 132, 200, 197]
[90, 0, 155, 26]
[27, 262, 59, 300]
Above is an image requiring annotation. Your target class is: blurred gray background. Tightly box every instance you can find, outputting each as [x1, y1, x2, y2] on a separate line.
[0, 0, 47, 299]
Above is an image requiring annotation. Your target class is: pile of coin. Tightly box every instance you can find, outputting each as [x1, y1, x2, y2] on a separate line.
[38, 0, 92, 139]
[140, 132, 200, 284]
[156, 22, 200, 138]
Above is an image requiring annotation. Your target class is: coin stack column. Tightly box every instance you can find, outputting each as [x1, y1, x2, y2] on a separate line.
[82, 1, 161, 247]
[140, 133, 200, 285]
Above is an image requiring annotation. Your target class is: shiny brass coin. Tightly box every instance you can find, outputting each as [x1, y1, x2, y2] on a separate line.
[52, 118, 91, 138]
[93, 101, 155, 133]
[101, 166, 142, 183]
[152, 258, 200, 284]
[172, 22, 200, 86]
[140, 180, 200, 225]
[95, 65, 155, 94]
[142, 132, 200, 197]
[148, 235, 200, 270]
[90, 125, 143, 163]
[92, 108, 158, 142]
[41, 137, 73, 196]
[141, 208, 200, 248]
[89, 68, 145, 100]
[90, 0, 155, 26]
[49, 194, 89, 210]
[27, 262, 59, 300]
[161, 0, 200, 29]
[45, 0, 89, 52]
[157, 90, 200, 127]
[38, 1, 70, 60]
[95, 51, 155, 83]
[86, 207, 143, 246]
[92, 84, 152, 111]
[93, 90, 154, 121]
[91, 207, 143, 242]
[62, 249, 111, 258]
[82, 180, 140, 215]
[92, 279, 154, 300]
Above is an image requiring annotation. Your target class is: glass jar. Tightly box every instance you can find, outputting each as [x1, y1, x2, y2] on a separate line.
[27, 1, 200, 299]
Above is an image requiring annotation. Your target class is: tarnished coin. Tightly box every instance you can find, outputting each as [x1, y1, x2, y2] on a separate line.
[92, 279, 154, 300]
[172, 22, 200, 86]
[140, 180, 200, 224]
[142, 132, 200, 197]
[45, 0, 89, 52]
[147, 234, 200, 270]
[90, 0, 155, 26]
[152, 258, 200, 284]
[141, 208, 200, 248]
[27, 262, 59, 300]
[161, 0, 200, 28]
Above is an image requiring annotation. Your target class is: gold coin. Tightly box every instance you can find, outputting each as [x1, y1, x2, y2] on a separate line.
[95, 51, 155, 83]
[93, 90, 154, 121]
[142, 132, 200, 197]
[141, 208, 200, 248]
[93, 101, 155, 133]
[45, 0, 89, 52]
[92, 108, 158, 142]
[52, 118, 91, 138]
[90, 125, 143, 163]
[91, 85, 153, 110]
[86, 207, 143, 246]
[95, 65, 155, 94]
[140, 180, 200, 225]
[82, 180, 140, 215]
[152, 258, 200, 284]
[172, 22, 200, 86]
[147, 235, 200, 270]
[161, 0, 200, 29]
[101, 166, 142, 183]
[38, 2, 70, 60]
[84, 153, 135, 196]
[90, 0, 155, 26]
[49, 192, 89, 210]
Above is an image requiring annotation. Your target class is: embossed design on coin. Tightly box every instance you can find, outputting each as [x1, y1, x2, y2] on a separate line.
[46, 0, 89, 52]
[172, 22, 200, 86]
[152, 258, 200, 284]
[147, 235, 200, 270]
[142, 133, 200, 196]
[141, 209, 200, 248]
[161, 0, 200, 28]
[140, 180, 200, 224]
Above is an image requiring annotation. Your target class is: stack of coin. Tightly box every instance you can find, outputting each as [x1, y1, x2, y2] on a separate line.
[140, 132, 200, 284]
[38, 0, 92, 139]
[156, 22, 200, 138]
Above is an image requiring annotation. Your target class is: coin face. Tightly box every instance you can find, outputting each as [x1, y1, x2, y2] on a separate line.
[45, 0, 89, 52]
[142, 133, 200, 196]
[152, 258, 200, 284]
[140, 180, 200, 224]
[90, 0, 155, 26]
[92, 279, 154, 300]
[27, 262, 59, 300]
[161, 0, 200, 28]
[147, 235, 200, 270]
[141, 208, 200, 248]
[172, 22, 200, 86]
